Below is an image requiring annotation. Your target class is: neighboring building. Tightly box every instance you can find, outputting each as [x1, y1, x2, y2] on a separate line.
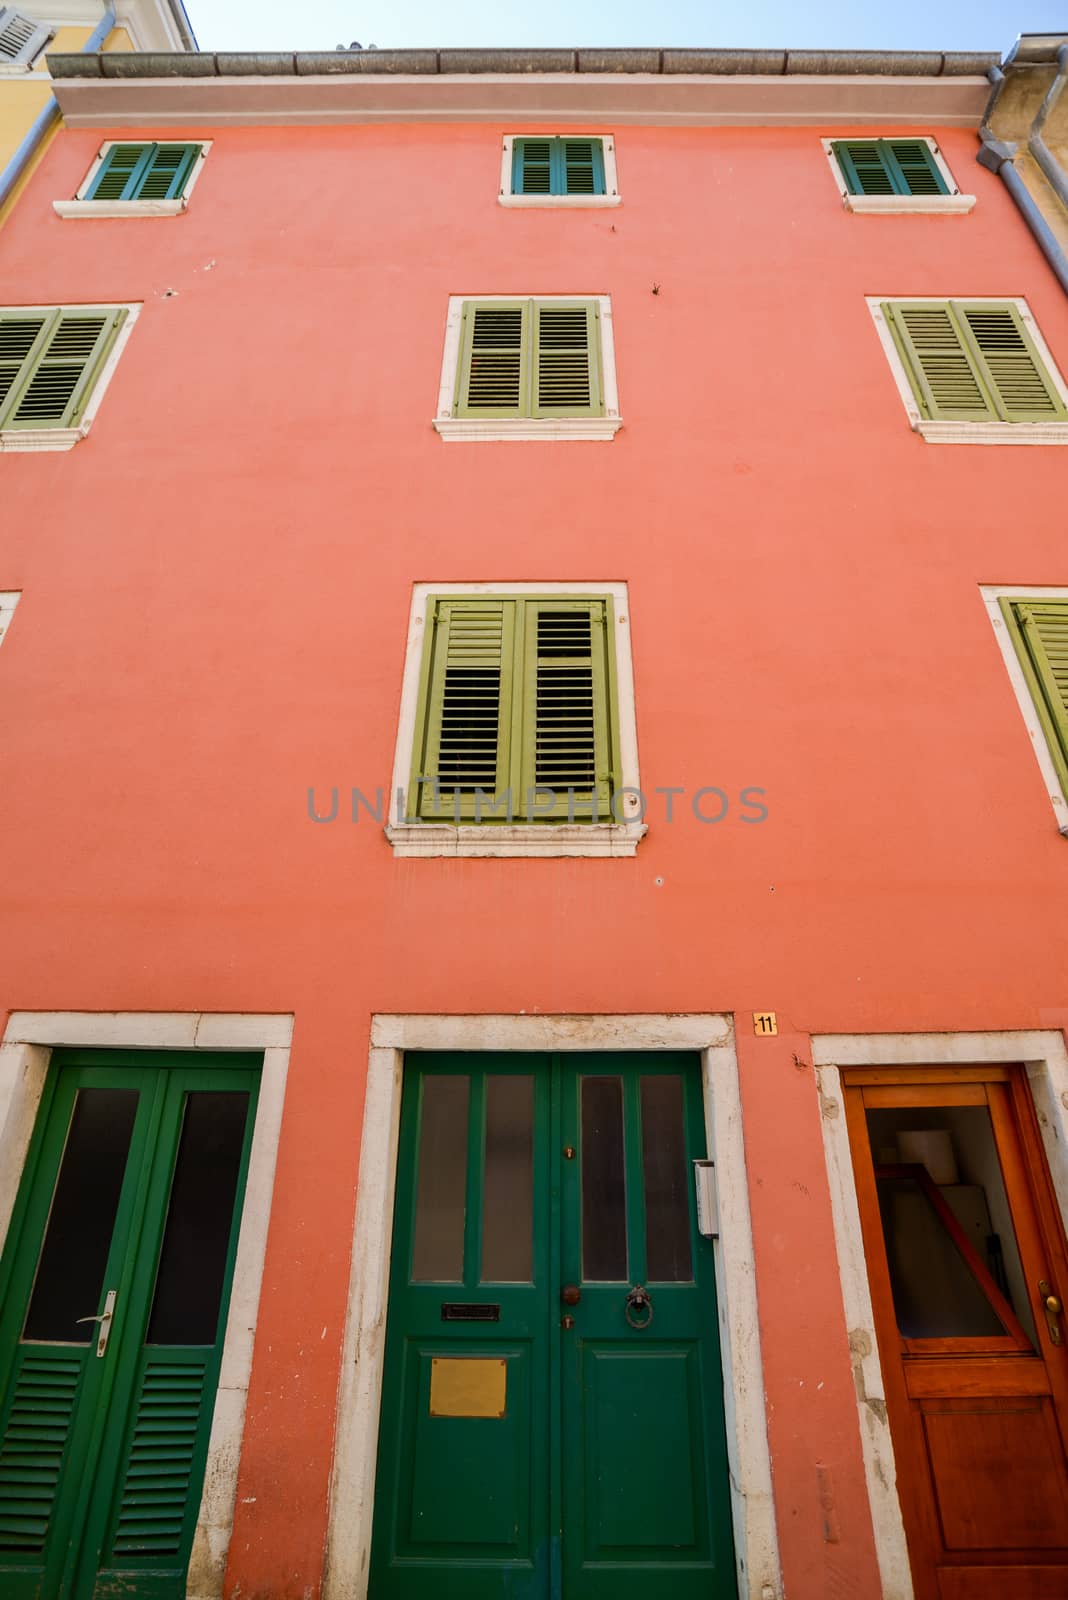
[1, 36, 1068, 1600]
[0, 0, 195, 222]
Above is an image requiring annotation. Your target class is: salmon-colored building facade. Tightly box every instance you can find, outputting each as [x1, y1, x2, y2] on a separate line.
[2, 38, 1068, 1600]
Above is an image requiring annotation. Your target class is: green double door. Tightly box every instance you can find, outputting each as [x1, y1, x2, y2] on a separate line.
[0, 1050, 260, 1599]
[371, 1052, 736, 1599]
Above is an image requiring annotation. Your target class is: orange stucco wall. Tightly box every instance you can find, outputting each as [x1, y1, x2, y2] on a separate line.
[2, 118, 1068, 1599]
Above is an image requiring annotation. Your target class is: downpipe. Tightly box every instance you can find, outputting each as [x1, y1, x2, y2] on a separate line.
[0, 4, 115, 214]
[978, 65, 1068, 298]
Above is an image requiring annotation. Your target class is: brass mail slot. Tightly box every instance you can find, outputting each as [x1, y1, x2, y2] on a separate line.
[429, 1357, 507, 1419]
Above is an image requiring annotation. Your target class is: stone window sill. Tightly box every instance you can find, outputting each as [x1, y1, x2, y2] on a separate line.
[0, 427, 85, 452]
[845, 194, 975, 214]
[386, 823, 647, 858]
[433, 416, 622, 442]
[53, 199, 187, 219]
[916, 420, 1068, 445]
[498, 193, 621, 208]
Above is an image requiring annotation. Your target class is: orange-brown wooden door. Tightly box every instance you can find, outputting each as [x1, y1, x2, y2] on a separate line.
[844, 1066, 1068, 1600]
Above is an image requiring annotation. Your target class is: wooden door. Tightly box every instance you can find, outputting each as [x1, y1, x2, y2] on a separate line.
[0, 1050, 260, 1600]
[844, 1066, 1068, 1600]
[369, 1052, 735, 1600]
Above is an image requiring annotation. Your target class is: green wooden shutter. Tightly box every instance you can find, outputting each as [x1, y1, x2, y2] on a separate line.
[0, 1350, 81, 1554]
[1002, 599, 1068, 796]
[519, 599, 616, 822]
[87, 144, 200, 202]
[0, 308, 126, 431]
[955, 302, 1067, 421]
[532, 301, 603, 417]
[105, 1355, 211, 1560]
[833, 141, 896, 196]
[87, 145, 155, 201]
[410, 599, 516, 820]
[562, 140, 605, 195]
[884, 139, 948, 195]
[513, 139, 552, 195]
[884, 301, 999, 420]
[455, 301, 530, 418]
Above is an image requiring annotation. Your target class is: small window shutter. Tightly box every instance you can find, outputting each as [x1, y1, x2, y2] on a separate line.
[1004, 600, 1068, 795]
[412, 599, 516, 820]
[0, 7, 52, 65]
[832, 141, 896, 196]
[519, 599, 616, 821]
[0, 312, 50, 425]
[883, 301, 998, 420]
[954, 302, 1067, 421]
[455, 301, 531, 417]
[0, 308, 126, 430]
[86, 144, 156, 201]
[532, 301, 603, 417]
[137, 143, 201, 200]
[884, 139, 948, 195]
[562, 140, 606, 195]
[513, 139, 552, 195]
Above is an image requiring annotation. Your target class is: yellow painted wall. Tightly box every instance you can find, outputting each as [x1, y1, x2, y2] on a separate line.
[0, 24, 131, 224]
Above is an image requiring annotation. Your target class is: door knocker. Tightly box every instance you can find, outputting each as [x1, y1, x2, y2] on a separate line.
[624, 1284, 654, 1330]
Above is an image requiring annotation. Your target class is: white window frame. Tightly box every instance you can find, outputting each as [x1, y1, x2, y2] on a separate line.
[433, 294, 622, 443]
[0, 302, 140, 453]
[822, 136, 975, 214]
[980, 584, 1068, 835]
[0, 8, 51, 73]
[498, 133, 621, 208]
[867, 295, 1068, 444]
[386, 580, 645, 858]
[0, 591, 20, 649]
[54, 139, 212, 219]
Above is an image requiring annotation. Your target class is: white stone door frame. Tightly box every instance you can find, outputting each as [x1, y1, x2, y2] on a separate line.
[0, 1010, 293, 1600]
[324, 1012, 783, 1600]
[812, 1028, 1068, 1600]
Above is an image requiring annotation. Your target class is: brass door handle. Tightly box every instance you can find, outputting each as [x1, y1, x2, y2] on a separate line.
[1039, 1280, 1063, 1346]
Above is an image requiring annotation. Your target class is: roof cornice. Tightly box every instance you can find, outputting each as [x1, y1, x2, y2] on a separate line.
[47, 48, 998, 129]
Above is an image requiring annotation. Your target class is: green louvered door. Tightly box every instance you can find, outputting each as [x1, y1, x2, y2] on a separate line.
[0, 1051, 259, 1600]
[370, 1053, 735, 1599]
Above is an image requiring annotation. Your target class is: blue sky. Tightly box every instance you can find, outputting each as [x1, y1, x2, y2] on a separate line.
[187, 1, 1066, 55]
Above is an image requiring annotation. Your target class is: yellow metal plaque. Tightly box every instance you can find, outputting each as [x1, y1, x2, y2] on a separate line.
[429, 1357, 507, 1419]
[753, 1012, 778, 1036]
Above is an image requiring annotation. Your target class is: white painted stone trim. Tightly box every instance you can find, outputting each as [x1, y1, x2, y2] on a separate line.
[28, 1, 191, 51]
[0, 590, 19, 649]
[867, 295, 1068, 442]
[55, 136, 211, 217]
[0, 1010, 293, 1600]
[812, 1029, 1068, 1600]
[51, 72, 993, 131]
[434, 292, 621, 442]
[324, 1013, 782, 1600]
[0, 301, 140, 452]
[980, 584, 1068, 834]
[821, 134, 973, 212]
[498, 132, 621, 205]
[386, 580, 643, 856]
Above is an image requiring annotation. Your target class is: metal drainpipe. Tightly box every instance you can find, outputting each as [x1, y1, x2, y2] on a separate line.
[1030, 42, 1068, 211]
[0, 5, 116, 213]
[977, 65, 1068, 298]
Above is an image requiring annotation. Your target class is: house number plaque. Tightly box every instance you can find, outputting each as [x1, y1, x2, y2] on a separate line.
[429, 1357, 507, 1419]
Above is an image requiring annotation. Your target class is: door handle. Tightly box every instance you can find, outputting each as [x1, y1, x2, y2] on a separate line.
[561, 1285, 581, 1307]
[75, 1288, 116, 1358]
[1039, 1280, 1063, 1346]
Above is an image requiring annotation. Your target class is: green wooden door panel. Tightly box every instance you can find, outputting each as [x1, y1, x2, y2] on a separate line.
[371, 1052, 736, 1600]
[0, 1052, 260, 1600]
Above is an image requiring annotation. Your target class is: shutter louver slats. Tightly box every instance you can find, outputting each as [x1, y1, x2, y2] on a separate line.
[107, 1359, 208, 1558]
[0, 8, 49, 64]
[518, 139, 552, 194]
[563, 141, 598, 194]
[12, 315, 110, 426]
[512, 136, 606, 196]
[959, 305, 1067, 421]
[86, 142, 200, 202]
[0, 1352, 83, 1555]
[0, 309, 126, 432]
[416, 600, 514, 819]
[89, 144, 152, 201]
[0, 316, 46, 417]
[534, 611, 598, 795]
[885, 303, 996, 420]
[138, 144, 199, 201]
[887, 139, 947, 195]
[534, 304, 598, 415]
[836, 141, 895, 195]
[461, 305, 525, 414]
